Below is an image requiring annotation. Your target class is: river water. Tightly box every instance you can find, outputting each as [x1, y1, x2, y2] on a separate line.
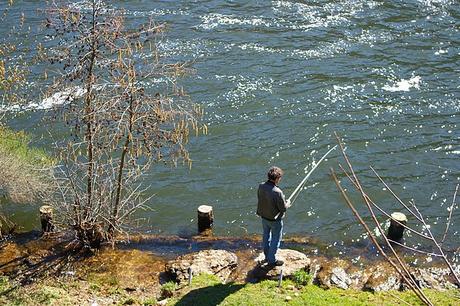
[2, 1, 459, 251]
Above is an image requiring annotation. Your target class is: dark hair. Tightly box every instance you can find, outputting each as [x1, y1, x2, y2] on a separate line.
[267, 166, 283, 181]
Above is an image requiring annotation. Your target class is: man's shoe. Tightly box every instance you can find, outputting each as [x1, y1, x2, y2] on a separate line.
[266, 260, 284, 268]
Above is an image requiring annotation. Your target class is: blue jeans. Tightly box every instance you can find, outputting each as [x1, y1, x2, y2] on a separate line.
[262, 218, 283, 264]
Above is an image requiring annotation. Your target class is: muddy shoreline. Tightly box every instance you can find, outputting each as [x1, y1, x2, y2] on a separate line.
[1, 230, 458, 284]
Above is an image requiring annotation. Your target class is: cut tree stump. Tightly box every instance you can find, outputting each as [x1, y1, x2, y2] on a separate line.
[197, 205, 213, 233]
[387, 212, 407, 242]
[39, 205, 55, 233]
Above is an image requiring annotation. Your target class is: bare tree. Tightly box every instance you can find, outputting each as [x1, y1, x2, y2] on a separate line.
[44, 0, 204, 247]
[331, 133, 459, 306]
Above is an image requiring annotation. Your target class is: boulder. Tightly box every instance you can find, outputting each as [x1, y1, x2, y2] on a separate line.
[316, 258, 352, 290]
[364, 262, 401, 292]
[253, 249, 311, 279]
[166, 250, 238, 284]
[347, 265, 372, 290]
[308, 257, 325, 280]
[411, 267, 458, 290]
[330, 267, 352, 289]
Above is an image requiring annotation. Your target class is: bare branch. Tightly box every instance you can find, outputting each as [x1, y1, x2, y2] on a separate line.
[441, 184, 458, 245]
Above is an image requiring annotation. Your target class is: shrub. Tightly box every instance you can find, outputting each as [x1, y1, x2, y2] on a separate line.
[292, 269, 312, 288]
[160, 281, 177, 299]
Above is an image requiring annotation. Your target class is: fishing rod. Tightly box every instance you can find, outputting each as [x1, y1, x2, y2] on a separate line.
[287, 145, 338, 205]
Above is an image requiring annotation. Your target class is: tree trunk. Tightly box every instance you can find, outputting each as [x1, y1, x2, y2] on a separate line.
[39, 205, 55, 233]
[197, 205, 213, 233]
[387, 212, 407, 242]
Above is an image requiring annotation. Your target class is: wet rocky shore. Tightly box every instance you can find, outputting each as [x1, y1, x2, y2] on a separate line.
[1, 230, 458, 301]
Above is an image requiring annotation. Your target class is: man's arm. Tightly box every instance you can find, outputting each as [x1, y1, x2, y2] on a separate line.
[276, 190, 289, 212]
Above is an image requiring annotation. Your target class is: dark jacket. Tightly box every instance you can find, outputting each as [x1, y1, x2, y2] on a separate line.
[257, 180, 288, 221]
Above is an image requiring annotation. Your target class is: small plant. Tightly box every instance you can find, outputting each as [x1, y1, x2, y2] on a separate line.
[292, 270, 312, 288]
[160, 281, 177, 299]
[142, 297, 157, 306]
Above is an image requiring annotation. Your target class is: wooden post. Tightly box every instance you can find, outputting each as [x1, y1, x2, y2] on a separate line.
[197, 205, 213, 233]
[188, 267, 193, 286]
[387, 212, 407, 242]
[278, 268, 284, 287]
[39, 205, 55, 233]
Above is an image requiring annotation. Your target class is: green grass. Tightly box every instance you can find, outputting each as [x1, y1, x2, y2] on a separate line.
[167, 274, 459, 306]
[0, 272, 458, 306]
[142, 297, 157, 306]
[0, 277, 73, 306]
[0, 126, 53, 166]
[161, 281, 177, 299]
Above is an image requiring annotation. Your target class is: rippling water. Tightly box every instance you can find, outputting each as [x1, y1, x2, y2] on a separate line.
[2, 0, 459, 250]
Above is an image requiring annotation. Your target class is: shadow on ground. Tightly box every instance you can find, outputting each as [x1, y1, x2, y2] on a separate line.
[0, 231, 90, 289]
[175, 283, 245, 306]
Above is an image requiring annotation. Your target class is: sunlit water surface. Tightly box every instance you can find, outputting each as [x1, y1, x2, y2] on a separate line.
[1, 1, 459, 258]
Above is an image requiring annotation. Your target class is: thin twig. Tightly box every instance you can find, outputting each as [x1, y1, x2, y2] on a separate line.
[330, 169, 432, 306]
[339, 164, 432, 240]
[370, 166, 422, 223]
[386, 239, 442, 257]
[334, 132, 433, 305]
[441, 184, 458, 245]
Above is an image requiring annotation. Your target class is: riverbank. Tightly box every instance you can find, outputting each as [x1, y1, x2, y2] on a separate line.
[0, 231, 458, 305]
[1, 271, 457, 305]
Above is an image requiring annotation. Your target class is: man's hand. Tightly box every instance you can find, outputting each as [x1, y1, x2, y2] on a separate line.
[286, 199, 291, 208]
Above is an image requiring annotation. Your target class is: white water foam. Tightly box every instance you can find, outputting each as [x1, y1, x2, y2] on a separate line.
[383, 76, 422, 92]
[434, 49, 448, 55]
[34, 87, 86, 110]
[1, 86, 86, 112]
[238, 39, 350, 59]
[198, 13, 271, 30]
[273, 0, 373, 30]
[129, 8, 189, 17]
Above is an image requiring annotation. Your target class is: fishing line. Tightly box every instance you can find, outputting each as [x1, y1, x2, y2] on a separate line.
[287, 145, 338, 206]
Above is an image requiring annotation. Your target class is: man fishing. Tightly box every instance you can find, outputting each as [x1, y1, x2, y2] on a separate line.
[257, 166, 291, 267]
[256, 146, 337, 268]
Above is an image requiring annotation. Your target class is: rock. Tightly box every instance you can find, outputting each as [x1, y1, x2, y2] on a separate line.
[330, 267, 352, 289]
[308, 257, 325, 280]
[166, 250, 238, 284]
[364, 262, 401, 292]
[316, 258, 352, 290]
[347, 265, 370, 290]
[411, 267, 458, 290]
[254, 249, 311, 280]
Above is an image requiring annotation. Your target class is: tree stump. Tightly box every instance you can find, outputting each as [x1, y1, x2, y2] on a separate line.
[387, 212, 407, 242]
[197, 205, 213, 233]
[39, 205, 55, 233]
